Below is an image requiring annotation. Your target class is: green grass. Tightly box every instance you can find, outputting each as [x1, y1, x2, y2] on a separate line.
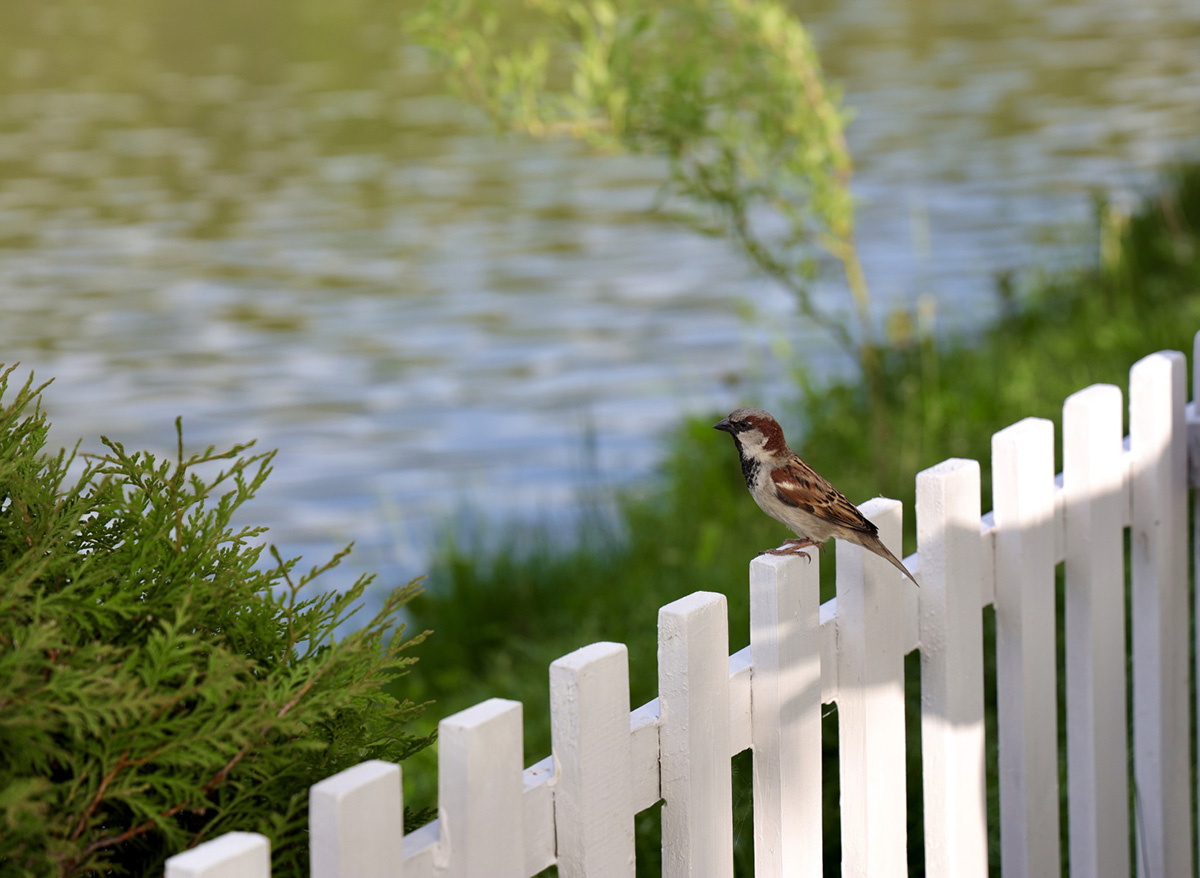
[394, 163, 1200, 875]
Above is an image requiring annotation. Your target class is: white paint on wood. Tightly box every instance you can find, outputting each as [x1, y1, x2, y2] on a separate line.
[901, 550, 922, 653]
[1063, 385, 1130, 878]
[819, 599, 838, 704]
[917, 459, 988, 878]
[1122, 436, 1135, 526]
[629, 699, 662, 812]
[1130, 351, 1192, 878]
[749, 551, 822, 878]
[728, 646, 753, 755]
[837, 497, 909, 877]
[438, 698, 525, 878]
[1189, 400, 1200, 486]
[522, 756, 557, 875]
[1190, 331, 1200, 873]
[309, 760, 404, 878]
[550, 642, 635, 877]
[401, 822, 438, 878]
[992, 417, 1060, 878]
[1189, 332, 1200, 487]
[980, 512, 997, 607]
[165, 832, 270, 878]
[658, 591, 734, 878]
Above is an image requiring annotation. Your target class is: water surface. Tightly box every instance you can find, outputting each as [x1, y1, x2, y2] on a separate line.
[1, 0, 1197, 603]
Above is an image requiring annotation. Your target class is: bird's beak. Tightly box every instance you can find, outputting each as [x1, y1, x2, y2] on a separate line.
[713, 417, 732, 433]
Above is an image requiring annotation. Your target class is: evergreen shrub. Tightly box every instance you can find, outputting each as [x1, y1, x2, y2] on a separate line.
[0, 366, 431, 877]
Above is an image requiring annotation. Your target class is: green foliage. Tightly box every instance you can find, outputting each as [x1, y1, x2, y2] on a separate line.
[412, 0, 911, 480]
[407, 163, 1200, 875]
[0, 371, 432, 878]
[409, 0, 869, 353]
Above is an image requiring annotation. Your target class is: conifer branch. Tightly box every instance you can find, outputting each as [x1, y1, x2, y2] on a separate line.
[2, 368, 430, 875]
[67, 663, 333, 864]
[69, 750, 131, 841]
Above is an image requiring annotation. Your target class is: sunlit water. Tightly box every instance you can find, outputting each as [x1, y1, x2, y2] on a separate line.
[1, 0, 1198, 610]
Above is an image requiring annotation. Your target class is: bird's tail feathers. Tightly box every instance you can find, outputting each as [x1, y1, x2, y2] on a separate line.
[860, 534, 920, 588]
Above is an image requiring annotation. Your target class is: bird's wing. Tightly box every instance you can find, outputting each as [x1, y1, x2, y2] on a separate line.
[770, 456, 879, 537]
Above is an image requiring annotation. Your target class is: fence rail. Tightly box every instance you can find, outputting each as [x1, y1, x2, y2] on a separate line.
[166, 334, 1200, 878]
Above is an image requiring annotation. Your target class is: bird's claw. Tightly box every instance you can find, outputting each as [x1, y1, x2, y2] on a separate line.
[758, 538, 818, 559]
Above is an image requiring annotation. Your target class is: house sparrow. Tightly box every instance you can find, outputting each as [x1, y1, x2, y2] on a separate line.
[714, 407, 918, 587]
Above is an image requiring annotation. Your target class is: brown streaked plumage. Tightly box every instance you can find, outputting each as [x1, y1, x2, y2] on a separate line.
[714, 407, 918, 587]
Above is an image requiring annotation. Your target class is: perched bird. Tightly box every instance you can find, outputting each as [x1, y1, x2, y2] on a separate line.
[714, 407, 918, 587]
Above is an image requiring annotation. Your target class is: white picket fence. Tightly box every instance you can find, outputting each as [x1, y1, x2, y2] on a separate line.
[166, 335, 1200, 878]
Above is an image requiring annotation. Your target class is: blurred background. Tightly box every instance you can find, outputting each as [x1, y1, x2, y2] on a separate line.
[2, 0, 1198, 610]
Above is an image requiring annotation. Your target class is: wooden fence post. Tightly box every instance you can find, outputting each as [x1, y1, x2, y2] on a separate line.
[309, 760, 404, 878]
[917, 459, 988, 878]
[837, 497, 910, 878]
[1130, 351, 1191, 878]
[550, 641, 636, 877]
[658, 591, 733, 878]
[164, 833, 271, 878]
[749, 550, 822, 878]
[438, 698, 525, 878]
[1193, 332, 1200, 860]
[992, 417, 1059, 878]
[1063, 385, 1129, 878]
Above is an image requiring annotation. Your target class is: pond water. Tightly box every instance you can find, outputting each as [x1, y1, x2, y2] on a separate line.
[1, 0, 1198, 607]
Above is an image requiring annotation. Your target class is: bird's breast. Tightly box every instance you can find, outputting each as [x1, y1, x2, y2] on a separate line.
[748, 469, 836, 542]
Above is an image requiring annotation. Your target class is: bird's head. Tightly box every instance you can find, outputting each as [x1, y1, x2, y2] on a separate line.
[713, 407, 789, 460]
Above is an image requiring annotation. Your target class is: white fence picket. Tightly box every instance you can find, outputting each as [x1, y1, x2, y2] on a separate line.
[549, 641, 635, 878]
[749, 550, 822, 878]
[916, 458, 988, 878]
[1193, 332, 1200, 858]
[837, 497, 910, 878]
[1062, 384, 1129, 878]
[658, 591, 734, 878]
[437, 698, 525, 878]
[165, 832, 271, 878]
[1191, 332, 1200, 489]
[992, 417, 1059, 878]
[1129, 351, 1192, 878]
[308, 760, 404, 878]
